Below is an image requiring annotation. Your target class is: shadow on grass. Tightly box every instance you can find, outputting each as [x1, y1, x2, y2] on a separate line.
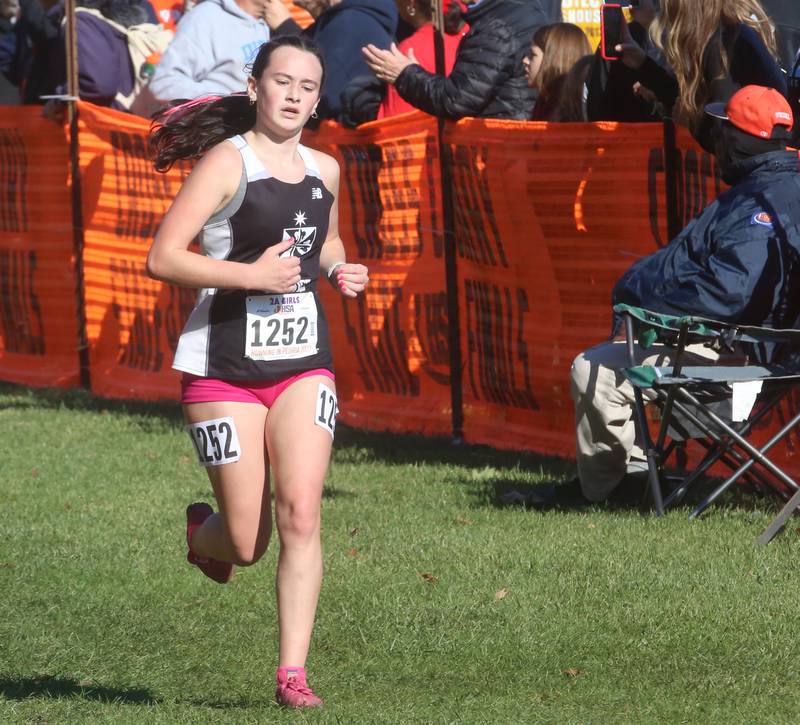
[0, 381, 183, 425]
[0, 675, 160, 705]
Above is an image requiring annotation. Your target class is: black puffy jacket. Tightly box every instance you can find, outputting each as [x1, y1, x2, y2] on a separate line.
[393, 0, 558, 120]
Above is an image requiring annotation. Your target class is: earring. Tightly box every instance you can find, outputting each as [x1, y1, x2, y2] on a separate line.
[249, 96, 255, 106]
[406, 2, 415, 15]
[311, 110, 318, 119]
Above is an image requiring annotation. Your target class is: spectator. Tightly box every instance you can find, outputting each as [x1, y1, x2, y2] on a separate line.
[759, 0, 800, 72]
[147, 0, 270, 104]
[0, 0, 63, 104]
[586, 0, 665, 123]
[525, 22, 591, 121]
[0, 0, 19, 102]
[362, 0, 561, 120]
[530, 86, 800, 508]
[68, 0, 172, 109]
[262, 0, 397, 121]
[377, 0, 466, 119]
[614, 0, 786, 151]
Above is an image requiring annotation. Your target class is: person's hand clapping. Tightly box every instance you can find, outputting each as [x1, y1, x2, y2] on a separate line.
[331, 263, 369, 298]
[261, 0, 290, 29]
[614, 17, 647, 70]
[249, 238, 302, 292]
[362, 43, 418, 85]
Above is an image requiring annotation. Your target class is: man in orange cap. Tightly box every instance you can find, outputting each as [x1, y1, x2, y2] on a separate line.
[534, 85, 800, 508]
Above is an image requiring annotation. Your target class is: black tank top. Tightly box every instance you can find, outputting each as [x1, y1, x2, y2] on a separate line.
[173, 135, 335, 380]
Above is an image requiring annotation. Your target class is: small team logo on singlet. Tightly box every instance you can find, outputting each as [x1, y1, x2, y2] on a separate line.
[280, 211, 317, 257]
[279, 211, 316, 292]
[311, 187, 323, 200]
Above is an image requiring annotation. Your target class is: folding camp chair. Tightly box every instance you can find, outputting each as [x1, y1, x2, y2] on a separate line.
[613, 304, 800, 543]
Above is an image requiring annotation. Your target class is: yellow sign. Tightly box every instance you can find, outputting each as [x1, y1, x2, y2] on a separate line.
[561, 0, 603, 51]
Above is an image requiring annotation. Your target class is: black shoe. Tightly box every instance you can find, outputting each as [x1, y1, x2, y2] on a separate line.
[521, 477, 588, 510]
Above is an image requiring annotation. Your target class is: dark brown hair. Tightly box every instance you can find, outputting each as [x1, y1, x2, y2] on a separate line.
[150, 36, 326, 172]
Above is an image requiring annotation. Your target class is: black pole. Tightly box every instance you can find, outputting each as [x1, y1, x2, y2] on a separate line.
[432, 1, 463, 442]
[65, 0, 90, 389]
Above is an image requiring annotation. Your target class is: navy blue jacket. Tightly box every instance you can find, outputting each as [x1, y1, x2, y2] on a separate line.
[613, 151, 800, 358]
[274, 0, 397, 121]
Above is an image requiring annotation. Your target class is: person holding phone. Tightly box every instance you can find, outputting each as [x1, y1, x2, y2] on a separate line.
[147, 36, 369, 709]
[587, 0, 664, 122]
[610, 0, 786, 150]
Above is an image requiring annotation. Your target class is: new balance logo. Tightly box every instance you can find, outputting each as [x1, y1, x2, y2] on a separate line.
[311, 187, 323, 200]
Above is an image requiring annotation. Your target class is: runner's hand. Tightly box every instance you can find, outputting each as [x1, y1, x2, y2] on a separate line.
[249, 238, 302, 292]
[333, 263, 369, 298]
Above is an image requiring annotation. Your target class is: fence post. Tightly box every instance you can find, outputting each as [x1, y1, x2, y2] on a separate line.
[432, 0, 463, 443]
[65, 0, 91, 389]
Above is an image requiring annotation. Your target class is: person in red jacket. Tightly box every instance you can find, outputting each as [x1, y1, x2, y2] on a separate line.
[377, 0, 466, 118]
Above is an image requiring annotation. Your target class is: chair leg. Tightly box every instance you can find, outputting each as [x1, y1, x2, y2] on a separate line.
[631, 386, 664, 515]
[688, 401, 800, 519]
[757, 486, 800, 545]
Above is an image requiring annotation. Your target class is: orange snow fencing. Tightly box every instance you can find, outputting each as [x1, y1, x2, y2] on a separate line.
[4, 103, 797, 474]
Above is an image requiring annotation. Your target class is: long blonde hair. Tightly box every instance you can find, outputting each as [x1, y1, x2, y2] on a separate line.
[651, 0, 778, 124]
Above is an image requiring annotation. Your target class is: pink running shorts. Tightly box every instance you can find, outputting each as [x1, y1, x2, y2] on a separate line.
[181, 369, 335, 407]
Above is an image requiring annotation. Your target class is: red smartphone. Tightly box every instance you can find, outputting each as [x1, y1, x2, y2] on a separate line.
[601, 4, 625, 61]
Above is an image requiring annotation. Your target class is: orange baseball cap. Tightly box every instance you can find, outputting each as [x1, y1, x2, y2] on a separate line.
[705, 85, 793, 139]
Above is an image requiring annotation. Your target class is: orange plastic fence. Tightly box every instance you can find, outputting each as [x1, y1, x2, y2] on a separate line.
[78, 102, 191, 400]
[3, 102, 799, 475]
[0, 108, 78, 388]
[445, 119, 670, 456]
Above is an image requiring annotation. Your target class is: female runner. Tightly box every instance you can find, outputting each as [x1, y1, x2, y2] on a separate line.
[146, 36, 369, 709]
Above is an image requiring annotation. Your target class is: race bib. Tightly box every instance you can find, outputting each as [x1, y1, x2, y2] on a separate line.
[187, 416, 241, 467]
[245, 293, 318, 361]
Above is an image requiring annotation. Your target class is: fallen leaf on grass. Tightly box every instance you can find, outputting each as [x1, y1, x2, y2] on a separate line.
[31, 468, 39, 479]
[0, 562, 16, 569]
[350, 527, 359, 537]
[563, 668, 583, 677]
[78, 680, 94, 688]
[420, 573, 438, 584]
[179, 456, 191, 466]
[455, 517, 474, 525]
[64, 502, 71, 511]
[347, 548, 358, 558]
[495, 588, 509, 600]
[587, 523, 596, 529]
[145, 451, 158, 460]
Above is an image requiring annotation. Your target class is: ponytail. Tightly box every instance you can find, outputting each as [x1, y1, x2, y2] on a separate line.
[150, 93, 255, 172]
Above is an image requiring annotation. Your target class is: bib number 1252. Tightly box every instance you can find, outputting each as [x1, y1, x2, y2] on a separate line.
[186, 416, 241, 467]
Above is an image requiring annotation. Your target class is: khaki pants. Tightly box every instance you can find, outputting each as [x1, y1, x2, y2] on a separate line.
[570, 340, 719, 501]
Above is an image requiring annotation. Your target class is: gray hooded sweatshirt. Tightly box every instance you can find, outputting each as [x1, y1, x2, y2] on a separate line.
[148, 0, 270, 102]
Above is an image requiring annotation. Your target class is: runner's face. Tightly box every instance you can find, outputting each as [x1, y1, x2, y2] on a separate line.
[249, 46, 323, 134]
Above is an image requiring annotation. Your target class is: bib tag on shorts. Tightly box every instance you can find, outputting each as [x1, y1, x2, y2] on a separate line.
[315, 383, 338, 438]
[187, 416, 241, 467]
[245, 293, 318, 361]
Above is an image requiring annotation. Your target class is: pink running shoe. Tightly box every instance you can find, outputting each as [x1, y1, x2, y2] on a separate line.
[186, 502, 234, 584]
[275, 667, 323, 709]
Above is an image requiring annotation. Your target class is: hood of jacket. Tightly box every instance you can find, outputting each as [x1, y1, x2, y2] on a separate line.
[318, 0, 397, 35]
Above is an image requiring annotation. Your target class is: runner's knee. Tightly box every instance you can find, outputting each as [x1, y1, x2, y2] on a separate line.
[276, 498, 321, 543]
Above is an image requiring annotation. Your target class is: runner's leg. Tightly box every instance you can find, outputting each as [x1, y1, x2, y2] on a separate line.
[266, 375, 334, 666]
[184, 401, 272, 565]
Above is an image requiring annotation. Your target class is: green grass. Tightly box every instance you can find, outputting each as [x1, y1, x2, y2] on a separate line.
[1, 382, 800, 724]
